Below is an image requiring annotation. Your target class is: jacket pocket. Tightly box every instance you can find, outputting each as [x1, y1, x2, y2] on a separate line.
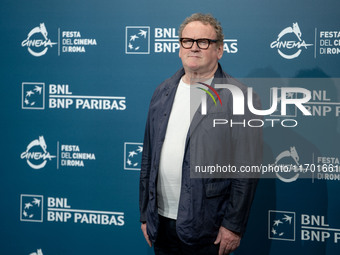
[205, 180, 230, 198]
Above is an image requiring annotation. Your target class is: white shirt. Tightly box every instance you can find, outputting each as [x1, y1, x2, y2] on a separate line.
[157, 77, 212, 219]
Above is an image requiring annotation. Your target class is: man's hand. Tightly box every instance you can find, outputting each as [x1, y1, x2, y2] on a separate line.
[214, 226, 241, 255]
[141, 223, 152, 247]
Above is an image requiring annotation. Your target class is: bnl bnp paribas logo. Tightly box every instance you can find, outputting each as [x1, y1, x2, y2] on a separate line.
[20, 194, 44, 222]
[125, 26, 150, 54]
[124, 142, 143, 170]
[269, 210, 340, 244]
[22, 82, 45, 109]
[22, 82, 126, 111]
[125, 26, 238, 54]
[270, 22, 313, 59]
[269, 210, 296, 241]
[20, 195, 125, 226]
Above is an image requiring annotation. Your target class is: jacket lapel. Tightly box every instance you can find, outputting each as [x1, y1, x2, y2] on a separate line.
[187, 64, 228, 139]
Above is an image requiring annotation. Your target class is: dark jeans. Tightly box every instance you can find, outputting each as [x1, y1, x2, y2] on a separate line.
[154, 215, 220, 255]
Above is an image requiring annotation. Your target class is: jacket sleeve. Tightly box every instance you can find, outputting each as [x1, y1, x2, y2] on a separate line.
[139, 99, 153, 223]
[139, 84, 163, 223]
[221, 89, 263, 235]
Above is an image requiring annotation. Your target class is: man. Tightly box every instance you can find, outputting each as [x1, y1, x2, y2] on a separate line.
[139, 13, 262, 255]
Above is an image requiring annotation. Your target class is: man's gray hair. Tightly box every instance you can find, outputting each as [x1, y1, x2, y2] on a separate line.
[179, 13, 224, 45]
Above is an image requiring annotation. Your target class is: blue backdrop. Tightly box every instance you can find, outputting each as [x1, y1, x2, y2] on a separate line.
[1, 0, 340, 254]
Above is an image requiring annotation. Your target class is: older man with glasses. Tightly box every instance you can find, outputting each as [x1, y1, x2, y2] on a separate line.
[139, 13, 262, 255]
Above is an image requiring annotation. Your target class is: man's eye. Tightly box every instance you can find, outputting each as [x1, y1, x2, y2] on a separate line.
[198, 40, 208, 45]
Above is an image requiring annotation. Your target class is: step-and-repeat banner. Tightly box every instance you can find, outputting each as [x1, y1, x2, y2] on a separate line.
[1, 0, 340, 254]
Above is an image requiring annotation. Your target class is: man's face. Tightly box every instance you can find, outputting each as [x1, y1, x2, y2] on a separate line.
[179, 21, 223, 75]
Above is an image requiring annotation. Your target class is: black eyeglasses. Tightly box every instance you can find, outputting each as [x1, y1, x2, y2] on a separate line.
[180, 38, 218, 50]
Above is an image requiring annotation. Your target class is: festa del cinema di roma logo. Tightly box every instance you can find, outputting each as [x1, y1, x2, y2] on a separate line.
[21, 23, 97, 57]
[270, 22, 313, 59]
[20, 136, 55, 169]
[21, 23, 57, 57]
[20, 135, 97, 169]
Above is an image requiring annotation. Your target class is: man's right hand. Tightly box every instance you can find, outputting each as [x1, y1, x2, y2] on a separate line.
[141, 223, 152, 247]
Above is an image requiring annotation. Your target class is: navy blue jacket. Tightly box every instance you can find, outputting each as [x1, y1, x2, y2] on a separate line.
[139, 64, 262, 245]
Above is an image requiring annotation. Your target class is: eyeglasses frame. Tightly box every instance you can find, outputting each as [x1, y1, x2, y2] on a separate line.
[179, 38, 219, 50]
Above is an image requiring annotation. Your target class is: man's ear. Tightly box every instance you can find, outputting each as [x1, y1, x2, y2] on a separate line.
[217, 44, 223, 59]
